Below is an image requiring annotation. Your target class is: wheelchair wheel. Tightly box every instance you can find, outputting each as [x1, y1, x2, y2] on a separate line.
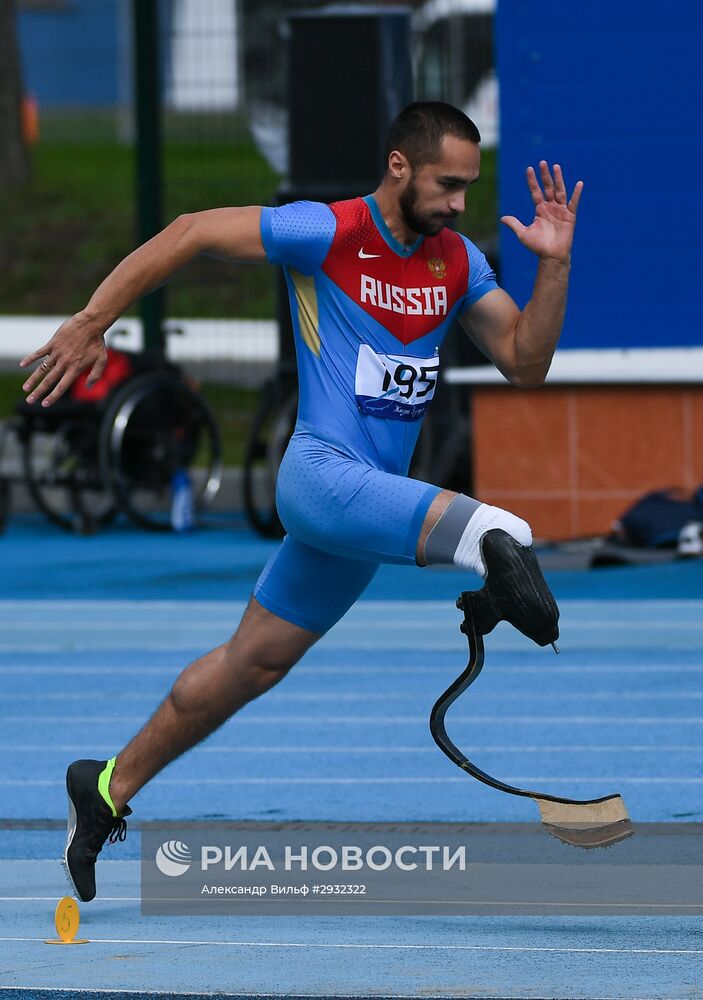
[99, 372, 222, 532]
[242, 377, 297, 539]
[21, 415, 117, 534]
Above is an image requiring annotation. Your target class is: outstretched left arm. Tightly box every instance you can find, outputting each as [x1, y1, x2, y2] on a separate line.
[459, 161, 583, 388]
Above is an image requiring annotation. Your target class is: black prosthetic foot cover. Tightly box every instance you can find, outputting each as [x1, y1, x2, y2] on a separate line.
[463, 529, 559, 647]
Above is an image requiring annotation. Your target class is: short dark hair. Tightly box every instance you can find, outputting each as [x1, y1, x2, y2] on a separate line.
[384, 101, 481, 170]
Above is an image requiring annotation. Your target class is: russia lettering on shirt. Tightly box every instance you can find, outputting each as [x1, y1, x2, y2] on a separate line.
[360, 275, 448, 316]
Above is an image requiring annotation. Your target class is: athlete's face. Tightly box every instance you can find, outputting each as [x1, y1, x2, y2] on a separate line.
[398, 136, 480, 237]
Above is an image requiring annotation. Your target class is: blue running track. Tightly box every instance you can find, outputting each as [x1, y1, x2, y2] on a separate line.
[0, 515, 701, 999]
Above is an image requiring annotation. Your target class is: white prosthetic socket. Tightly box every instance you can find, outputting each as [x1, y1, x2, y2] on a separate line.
[424, 496, 533, 579]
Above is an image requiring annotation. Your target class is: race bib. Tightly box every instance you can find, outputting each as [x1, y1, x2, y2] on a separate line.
[354, 344, 440, 421]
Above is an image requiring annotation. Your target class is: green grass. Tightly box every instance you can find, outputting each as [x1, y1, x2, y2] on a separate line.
[197, 382, 259, 465]
[0, 129, 280, 318]
[0, 373, 24, 419]
[0, 119, 498, 319]
[460, 147, 497, 246]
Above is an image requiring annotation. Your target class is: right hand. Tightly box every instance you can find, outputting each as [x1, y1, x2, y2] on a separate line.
[500, 162, 583, 264]
[20, 313, 108, 406]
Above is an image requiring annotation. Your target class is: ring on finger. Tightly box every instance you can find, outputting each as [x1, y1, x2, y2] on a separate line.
[40, 359, 52, 371]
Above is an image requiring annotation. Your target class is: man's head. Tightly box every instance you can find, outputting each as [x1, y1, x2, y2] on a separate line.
[384, 102, 481, 237]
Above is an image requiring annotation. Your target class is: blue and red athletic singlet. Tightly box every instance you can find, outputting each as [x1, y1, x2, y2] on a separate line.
[260, 195, 497, 476]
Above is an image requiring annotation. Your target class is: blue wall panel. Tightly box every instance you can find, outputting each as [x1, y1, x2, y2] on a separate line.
[17, 0, 120, 107]
[496, 0, 703, 349]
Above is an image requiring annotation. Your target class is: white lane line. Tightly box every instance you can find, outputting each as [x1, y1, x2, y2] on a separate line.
[4, 714, 703, 725]
[0, 990, 682, 1000]
[3, 692, 703, 709]
[3, 639, 702, 652]
[2, 642, 703, 654]
[309, 664, 703, 674]
[2, 901, 702, 913]
[3, 691, 703, 702]
[5, 620, 703, 636]
[4, 617, 703, 631]
[0, 596, 703, 604]
[0, 645, 221, 653]
[2, 896, 701, 911]
[0, 624, 230, 633]
[0, 600, 251, 610]
[2, 744, 701, 754]
[0, 664, 701, 676]
[2, 776, 703, 786]
[0, 936, 701, 954]
[0, 900, 142, 903]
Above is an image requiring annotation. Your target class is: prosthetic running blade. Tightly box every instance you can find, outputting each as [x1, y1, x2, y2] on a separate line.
[429, 530, 633, 850]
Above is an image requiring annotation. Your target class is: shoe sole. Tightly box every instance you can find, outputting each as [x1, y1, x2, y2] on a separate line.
[62, 770, 82, 900]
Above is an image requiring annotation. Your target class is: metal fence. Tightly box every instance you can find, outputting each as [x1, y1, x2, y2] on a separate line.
[7, 0, 496, 389]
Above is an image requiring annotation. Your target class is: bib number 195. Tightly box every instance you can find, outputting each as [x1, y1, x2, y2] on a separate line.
[355, 344, 439, 422]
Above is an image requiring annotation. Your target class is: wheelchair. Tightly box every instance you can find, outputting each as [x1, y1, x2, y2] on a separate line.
[0, 349, 223, 534]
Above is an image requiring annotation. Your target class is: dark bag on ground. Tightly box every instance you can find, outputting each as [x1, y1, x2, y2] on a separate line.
[611, 487, 703, 548]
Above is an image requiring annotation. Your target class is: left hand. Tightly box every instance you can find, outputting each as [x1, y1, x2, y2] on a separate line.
[501, 162, 583, 263]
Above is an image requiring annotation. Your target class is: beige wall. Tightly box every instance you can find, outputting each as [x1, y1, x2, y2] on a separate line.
[472, 386, 703, 540]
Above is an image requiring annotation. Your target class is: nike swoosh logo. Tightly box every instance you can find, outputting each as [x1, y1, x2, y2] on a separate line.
[358, 248, 382, 259]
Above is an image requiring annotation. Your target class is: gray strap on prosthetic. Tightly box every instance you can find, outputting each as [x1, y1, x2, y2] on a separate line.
[425, 494, 481, 566]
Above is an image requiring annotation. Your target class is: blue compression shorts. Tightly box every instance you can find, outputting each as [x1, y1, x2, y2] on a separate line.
[253, 431, 440, 634]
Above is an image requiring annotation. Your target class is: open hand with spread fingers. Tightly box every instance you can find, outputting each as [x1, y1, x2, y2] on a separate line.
[501, 162, 583, 264]
[19, 314, 108, 407]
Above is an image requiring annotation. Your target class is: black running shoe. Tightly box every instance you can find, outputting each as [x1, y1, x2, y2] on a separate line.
[64, 758, 131, 902]
[464, 528, 560, 646]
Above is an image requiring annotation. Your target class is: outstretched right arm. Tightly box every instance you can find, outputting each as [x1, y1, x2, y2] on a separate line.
[21, 206, 265, 405]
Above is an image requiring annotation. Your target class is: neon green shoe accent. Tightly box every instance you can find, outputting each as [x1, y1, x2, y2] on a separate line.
[97, 757, 118, 818]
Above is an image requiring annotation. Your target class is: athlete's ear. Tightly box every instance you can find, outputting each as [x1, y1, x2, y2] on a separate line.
[387, 149, 410, 180]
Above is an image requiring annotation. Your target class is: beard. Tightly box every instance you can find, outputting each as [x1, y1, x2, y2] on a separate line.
[399, 176, 457, 237]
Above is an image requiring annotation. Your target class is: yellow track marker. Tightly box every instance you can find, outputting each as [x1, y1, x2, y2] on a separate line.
[45, 896, 88, 945]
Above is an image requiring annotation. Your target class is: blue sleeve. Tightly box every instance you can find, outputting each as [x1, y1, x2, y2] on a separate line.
[260, 201, 337, 276]
[459, 234, 499, 308]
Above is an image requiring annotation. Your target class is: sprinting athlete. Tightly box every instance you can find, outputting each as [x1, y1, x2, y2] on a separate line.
[20, 102, 582, 902]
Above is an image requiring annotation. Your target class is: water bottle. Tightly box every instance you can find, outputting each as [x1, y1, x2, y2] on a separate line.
[170, 469, 194, 533]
